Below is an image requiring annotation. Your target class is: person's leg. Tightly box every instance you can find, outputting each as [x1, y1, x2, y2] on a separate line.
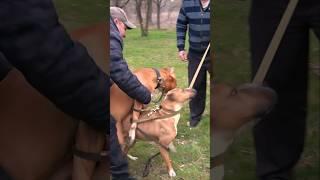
[110, 115, 135, 179]
[187, 53, 208, 127]
[249, 1, 310, 179]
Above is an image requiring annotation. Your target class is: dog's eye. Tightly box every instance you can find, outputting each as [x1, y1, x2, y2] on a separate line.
[231, 88, 238, 96]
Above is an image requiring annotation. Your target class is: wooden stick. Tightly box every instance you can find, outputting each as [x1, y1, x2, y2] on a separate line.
[189, 43, 211, 89]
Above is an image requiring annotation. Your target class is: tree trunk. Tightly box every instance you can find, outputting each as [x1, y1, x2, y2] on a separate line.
[156, 2, 160, 29]
[135, 0, 147, 36]
[144, 0, 152, 36]
[148, 0, 153, 25]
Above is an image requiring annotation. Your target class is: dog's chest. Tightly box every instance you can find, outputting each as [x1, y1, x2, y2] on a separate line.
[173, 114, 180, 134]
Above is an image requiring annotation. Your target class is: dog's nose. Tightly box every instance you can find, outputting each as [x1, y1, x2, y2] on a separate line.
[185, 88, 197, 95]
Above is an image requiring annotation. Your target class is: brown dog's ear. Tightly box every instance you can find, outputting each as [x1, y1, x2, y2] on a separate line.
[169, 67, 175, 74]
[167, 67, 176, 78]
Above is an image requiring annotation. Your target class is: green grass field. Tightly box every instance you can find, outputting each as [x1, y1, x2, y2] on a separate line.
[124, 29, 210, 179]
[213, 1, 319, 180]
[54, 0, 106, 30]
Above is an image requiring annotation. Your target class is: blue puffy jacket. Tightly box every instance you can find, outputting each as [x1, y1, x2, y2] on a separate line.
[0, 0, 108, 132]
[110, 18, 151, 104]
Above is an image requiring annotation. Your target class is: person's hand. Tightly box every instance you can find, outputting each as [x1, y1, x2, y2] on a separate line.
[178, 50, 188, 62]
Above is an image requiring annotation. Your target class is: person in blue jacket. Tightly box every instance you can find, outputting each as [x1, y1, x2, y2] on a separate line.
[110, 7, 151, 180]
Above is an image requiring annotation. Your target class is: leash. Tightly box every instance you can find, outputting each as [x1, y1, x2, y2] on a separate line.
[189, 43, 210, 89]
[73, 147, 108, 162]
[136, 126, 168, 177]
[252, 0, 299, 84]
[133, 106, 180, 124]
[142, 152, 161, 177]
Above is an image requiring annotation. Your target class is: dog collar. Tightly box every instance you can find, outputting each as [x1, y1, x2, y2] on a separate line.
[152, 68, 163, 90]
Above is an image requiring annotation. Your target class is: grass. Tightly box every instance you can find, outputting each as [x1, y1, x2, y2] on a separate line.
[124, 29, 210, 179]
[213, 1, 319, 180]
[54, 0, 107, 30]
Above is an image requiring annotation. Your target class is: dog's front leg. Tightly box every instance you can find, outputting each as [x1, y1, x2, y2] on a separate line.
[159, 145, 175, 177]
[128, 101, 142, 147]
[115, 121, 128, 153]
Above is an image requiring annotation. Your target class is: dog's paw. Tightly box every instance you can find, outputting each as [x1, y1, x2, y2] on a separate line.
[168, 169, 176, 177]
[127, 154, 138, 161]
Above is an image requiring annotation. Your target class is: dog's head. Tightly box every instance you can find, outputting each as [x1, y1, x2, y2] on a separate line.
[161, 88, 196, 111]
[159, 67, 177, 92]
[212, 83, 277, 131]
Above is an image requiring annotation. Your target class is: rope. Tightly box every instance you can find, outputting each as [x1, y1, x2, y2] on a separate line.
[252, 0, 299, 84]
[189, 43, 211, 89]
[142, 152, 161, 177]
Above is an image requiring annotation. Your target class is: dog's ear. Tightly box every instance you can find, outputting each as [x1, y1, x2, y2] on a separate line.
[166, 92, 176, 101]
[168, 67, 175, 74]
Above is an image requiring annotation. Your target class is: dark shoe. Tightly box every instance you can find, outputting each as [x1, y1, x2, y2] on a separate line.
[189, 119, 200, 127]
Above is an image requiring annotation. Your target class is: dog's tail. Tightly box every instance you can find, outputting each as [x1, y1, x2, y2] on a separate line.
[168, 142, 176, 153]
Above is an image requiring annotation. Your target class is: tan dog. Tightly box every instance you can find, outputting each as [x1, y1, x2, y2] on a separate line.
[110, 67, 176, 150]
[211, 83, 277, 180]
[123, 87, 196, 177]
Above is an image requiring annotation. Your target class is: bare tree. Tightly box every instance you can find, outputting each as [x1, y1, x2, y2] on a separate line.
[135, 0, 152, 36]
[111, 0, 131, 8]
[153, 0, 168, 29]
[145, 0, 152, 34]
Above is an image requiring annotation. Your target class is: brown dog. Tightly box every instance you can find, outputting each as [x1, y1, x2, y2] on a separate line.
[110, 67, 177, 150]
[123, 87, 196, 177]
[211, 83, 277, 180]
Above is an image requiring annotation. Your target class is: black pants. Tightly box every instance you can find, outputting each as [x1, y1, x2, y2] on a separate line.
[110, 115, 131, 179]
[0, 53, 12, 81]
[188, 52, 211, 122]
[249, 0, 320, 179]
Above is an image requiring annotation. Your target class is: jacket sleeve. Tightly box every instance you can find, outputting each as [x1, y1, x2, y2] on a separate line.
[109, 22, 151, 104]
[176, 3, 188, 52]
[0, 0, 108, 133]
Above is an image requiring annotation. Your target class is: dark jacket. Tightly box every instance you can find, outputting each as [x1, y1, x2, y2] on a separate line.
[176, 0, 210, 55]
[0, 0, 108, 133]
[110, 18, 151, 104]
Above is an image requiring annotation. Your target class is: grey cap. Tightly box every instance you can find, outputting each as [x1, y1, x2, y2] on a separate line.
[110, 7, 136, 29]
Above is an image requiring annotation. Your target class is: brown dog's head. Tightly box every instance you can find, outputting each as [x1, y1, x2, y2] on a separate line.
[212, 83, 277, 131]
[159, 67, 177, 92]
[161, 88, 196, 111]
